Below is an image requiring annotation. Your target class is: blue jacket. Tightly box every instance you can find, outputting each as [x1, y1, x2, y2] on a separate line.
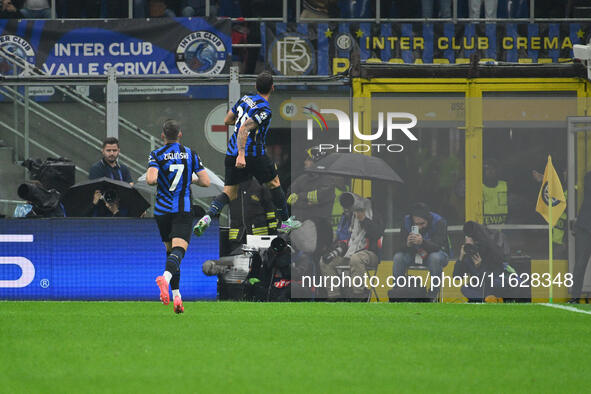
[401, 212, 449, 255]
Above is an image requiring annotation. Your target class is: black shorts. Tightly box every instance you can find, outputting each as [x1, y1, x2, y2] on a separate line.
[224, 154, 277, 186]
[155, 212, 194, 243]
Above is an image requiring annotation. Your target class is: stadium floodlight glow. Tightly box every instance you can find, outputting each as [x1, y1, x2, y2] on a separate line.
[573, 42, 591, 80]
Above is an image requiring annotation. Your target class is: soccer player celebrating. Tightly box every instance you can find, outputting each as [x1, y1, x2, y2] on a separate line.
[147, 119, 210, 313]
[193, 71, 300, 236]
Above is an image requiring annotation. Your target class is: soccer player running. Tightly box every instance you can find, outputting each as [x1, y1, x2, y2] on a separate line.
[193, 71, 300, 236]
[147, 119, 210, 314]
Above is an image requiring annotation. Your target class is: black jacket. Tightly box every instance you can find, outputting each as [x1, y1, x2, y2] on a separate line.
[453, 221, 505, 277]
[575, 171, 591, 233]
[88, 159, 133, 183]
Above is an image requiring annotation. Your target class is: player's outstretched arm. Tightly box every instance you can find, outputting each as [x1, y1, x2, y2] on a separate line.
[146, 167, 159, 185]
[224, 110, 236, 125]
[192, 171, 210, 187]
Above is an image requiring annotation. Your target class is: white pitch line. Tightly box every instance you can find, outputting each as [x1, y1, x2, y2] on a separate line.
[0, 234, 33, 242]
[540, 303, 591, 316]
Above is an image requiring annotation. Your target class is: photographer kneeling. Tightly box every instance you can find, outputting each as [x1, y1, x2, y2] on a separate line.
[453, 221, 505, 302]
[319, 192, 382, 300]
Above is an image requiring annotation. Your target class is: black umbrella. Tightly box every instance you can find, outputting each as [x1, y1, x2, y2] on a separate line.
[305, 153, 404, 183]
[62, 177, 150, 217]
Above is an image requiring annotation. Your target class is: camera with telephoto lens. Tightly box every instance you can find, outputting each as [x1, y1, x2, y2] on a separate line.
[17, 182, 61, 216]
[463, 243, 479, 257]
[323, 241, 347, 262]
[339, 192, 365, 212]
[102, 190, 118, 204]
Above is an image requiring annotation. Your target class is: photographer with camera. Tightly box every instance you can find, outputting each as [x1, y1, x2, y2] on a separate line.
[88, 189, 127, 217]
[453, 221, 505, 302]
[391, 203, 449, 301]
[319, 192, 383, 300]
[88, 137, 134, 217]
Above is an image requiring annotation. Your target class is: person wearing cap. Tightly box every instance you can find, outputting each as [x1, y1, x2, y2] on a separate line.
[287, 146, 347, 231]
[391, 203, 449, 300]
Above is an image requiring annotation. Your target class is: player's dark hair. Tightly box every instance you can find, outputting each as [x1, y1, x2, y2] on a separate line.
[256, 72, 273, 95]
[102, 137, 119, 149]
[162, 119, 181, 141]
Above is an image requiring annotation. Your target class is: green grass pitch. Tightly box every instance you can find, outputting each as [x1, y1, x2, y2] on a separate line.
[1, 302, 590, 393]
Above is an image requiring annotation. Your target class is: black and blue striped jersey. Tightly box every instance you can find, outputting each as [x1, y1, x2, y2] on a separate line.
[148, 142, 205, 216]
[226, 93, 272, 157]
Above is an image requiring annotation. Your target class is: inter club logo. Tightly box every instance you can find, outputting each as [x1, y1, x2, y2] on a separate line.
[0, 35, 36, 76]
[176, 31, 227, 75]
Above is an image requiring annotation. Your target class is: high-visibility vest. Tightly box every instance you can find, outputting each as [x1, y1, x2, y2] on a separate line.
[483, 180, 508, 225]
[553, 191, 567, 245]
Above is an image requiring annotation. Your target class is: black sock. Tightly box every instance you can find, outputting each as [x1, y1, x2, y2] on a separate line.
[165, 246, 185, 274]
[170, 271, 180, 290]
[269, 186, 289, 221]
[207, 192, 230, 217]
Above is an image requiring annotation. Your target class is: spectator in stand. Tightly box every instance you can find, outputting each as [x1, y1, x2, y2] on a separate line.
[301, 0, 337, 19]
[469, 0, 497, 18]
[19, 0, 51, 18]
[217, 0, 241, 18]
[421, 0, 452, 18]
[59, 0, 97, 18]
[61, 0, 125, 18]
[134, 0, 146, 17]
[0, 0, 19, 18]
[148, 0, 176, 17]
[338, 0, 372, 18]
[180, 0, 205, 16]
[536, 0, 565, 18]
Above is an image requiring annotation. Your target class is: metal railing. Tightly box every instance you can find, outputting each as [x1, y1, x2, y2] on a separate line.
[0, 47, 156, 178]
[33, 0, 591, 22]
[294, 0, 591, 22]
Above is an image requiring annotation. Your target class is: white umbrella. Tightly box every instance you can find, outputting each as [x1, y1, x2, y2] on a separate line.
[135, 167, 224, 198]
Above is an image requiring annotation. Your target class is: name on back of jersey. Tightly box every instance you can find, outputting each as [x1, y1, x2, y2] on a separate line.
[243, 95, 256, 109]
[163, 152, 189, 160]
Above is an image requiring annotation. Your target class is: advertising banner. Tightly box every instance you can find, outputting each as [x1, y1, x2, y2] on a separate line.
[0, 219, 218, 300]
[262, 22, 590, 75]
